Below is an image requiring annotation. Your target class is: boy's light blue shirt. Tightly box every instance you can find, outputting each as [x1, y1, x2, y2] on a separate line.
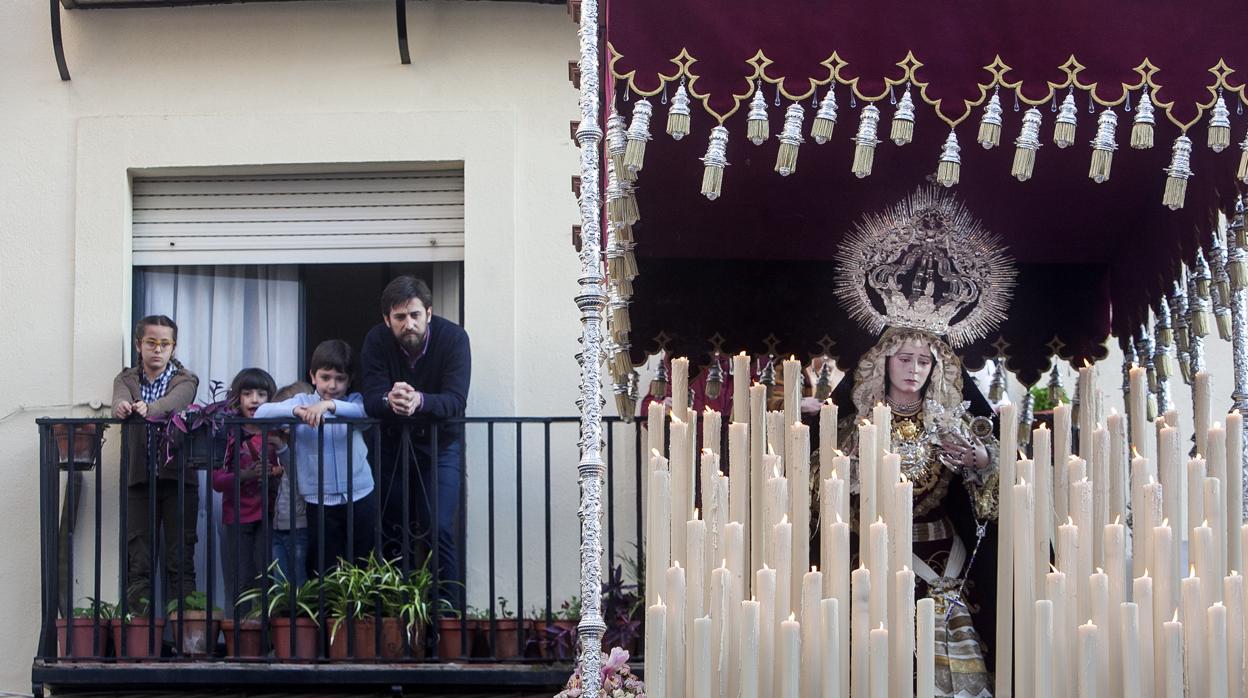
[255, 392, 374, 504]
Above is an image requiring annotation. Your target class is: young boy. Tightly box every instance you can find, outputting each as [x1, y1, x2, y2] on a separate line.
[255, 340, 375, 577]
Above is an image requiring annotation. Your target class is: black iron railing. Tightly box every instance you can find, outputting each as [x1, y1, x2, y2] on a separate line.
[35, 415, 645, 669]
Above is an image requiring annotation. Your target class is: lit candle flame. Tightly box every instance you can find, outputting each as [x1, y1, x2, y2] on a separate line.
[876, 515, 884, 524]
[789, 612, 797, 622]
[835, 513, 844, 525]
[834, 449, 845, 457]
[1172, 609, 1180, 623]
[1050, 564, 1059, 573]
[877, 622, 885, 631]
[1020, 478, 1028, 486]
[1096, 567, 1105, 575]
[1188, 565, 1197, 578]
[722, 559, 728, 568]
[1067, 516, 1075, 526]
[693, 508, 700, 520]
[1132, 446, 1142, 459]
[780, 514, 789, 525]
[762, 563, 770, 571]
[1148, 474, 1157, 485]
[675, 560, 682, 569]
[1114, 514, 1121, 526]
[1161, 517, 1169, 527]
[1083, 359, 1093, 368]
[1143, 568, 1150, 577]
[657, 595, 663, 605]
[811, 565, 818, 573]
[650, 448, 663, 459]
[1202, 519, 1210, 528]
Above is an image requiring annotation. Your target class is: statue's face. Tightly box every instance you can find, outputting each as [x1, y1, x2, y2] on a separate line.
[887, 341, 934, 397]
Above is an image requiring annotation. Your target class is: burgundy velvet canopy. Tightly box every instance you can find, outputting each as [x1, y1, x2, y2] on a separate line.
[601, 0, 1248, 385]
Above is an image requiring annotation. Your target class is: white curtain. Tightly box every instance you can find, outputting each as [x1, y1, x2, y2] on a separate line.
[138, 264, 301, 605]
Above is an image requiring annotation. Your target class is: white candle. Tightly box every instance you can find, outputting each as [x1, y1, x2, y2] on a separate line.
[1090, 569, 1110, 698]
[1121, 602, 1142, 698]
[820, 598, 840, 698]
[687, 515, 707, 635]
[1092, 426, 1110, 569]
[869, 622, 888, 698]
[873, 403, 891, 457]
[712, 475, 730, 593]
[1109, 410, 1128, 526]
[670, 420, 692, 566]
[1182, 569, 1206, 698]
[1079, 363, 1095, 462]
[764, 461, 787, 574]
[646, 599, 667, 698]
[672, 357, 689, 418]
[767, 412, 785, 470]
[801, 568, 822, 698]
[710, 566, 730, 698]
[1163, 612, 1183, 698]
[1132, 449, 1153, 578]
[1072, 479, 1094, 624]
[1129, 363, 1150, 464]
[1134, 575, 1156, 698]
[693, 615, 712, 698]
[997, 399, 1018, 698]
[819, 401, 838, 486]
[1047, 572, 1072, 698]
[828, 512, 850, 698]
[725, 521, 745, 610]
[917, 598, 935, 698]
[1152, 523, 1175, 641]
[726, 528, 744, 698]
[1206, 477, 1227, 587]
[1209, 602, 1230, 698]
[647, 468, 672, 607]
[704, 408, 723, 457]
[832, 454, 851, 522]
[666, 563, 687, 698]
[1210, 421, 1229, 578]
[756, 566, 776, 698]
[773, 517, 793, 695]
[868, 517, 889, 631]
[1104, 519, 1127, 693]
[739, 598, 760, 698]
[1158, 426, 1181, 561]
[750, 384, 767, 577]
[859, 421, 878, 546]
[1190, 457, 1208, 554]
[852, 566, 871, 698]
[732, 352, 750, 423]
[892, 475, 914, 606]
[1015, 478, 1036, 696]
[780, 613, 801, 698]
[1195, 371, 1211, 457]
[647, 401, 666, 472]
[790, 422, 812, 608]
[1143, 479, 1163, 578]
[1227, 411, 1244, 576]
[783, 358, 802, 457]
[1225, 573, 1245, 698]
[1078, 620, 1099, 698]
[1196, 522, 1218, 611]
[1035, 423, 1054, 593]
[821, 478, 845, 597]
[1055, 402, 1073, 526]
[893, 567, 916, 698]
[1035, 599, 1055, 698]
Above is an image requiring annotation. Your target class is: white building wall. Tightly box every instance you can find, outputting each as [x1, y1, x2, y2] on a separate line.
[0, 1, 590, 691]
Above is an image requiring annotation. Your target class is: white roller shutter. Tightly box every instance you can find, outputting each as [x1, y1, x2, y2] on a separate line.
[131, 169, 465, 265]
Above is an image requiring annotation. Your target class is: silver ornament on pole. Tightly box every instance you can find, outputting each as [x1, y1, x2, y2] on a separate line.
[1163, 135, 1194, 210]
[623, 99, 654, 175]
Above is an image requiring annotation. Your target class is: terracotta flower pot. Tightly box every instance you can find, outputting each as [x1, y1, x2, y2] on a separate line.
[329, 617, 424, 660]
[168, 609, 220, 656]
[271, 617, 318, 660]
[221, 618, 264, 658]
[488, 618, 530, 660]
[436, 617, 485, 660]
[111, 617, 166, 660]
[51, 424, 102, 470]
[56, 618, 110, 659]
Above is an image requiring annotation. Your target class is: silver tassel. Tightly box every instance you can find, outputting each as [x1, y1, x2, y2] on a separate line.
[890, 86, 915, 146]
[935, 130, 961, 187]
[747, 88, 769, 145]
[1053, 92, 1078, 148]
[607, 110, 630, 182]
[1131, 91, 1155, 149]
[1208, 95, 1231, 152]
[1156, 295, 1173, 348]
[810, 86, 838, 144]
[1012, 107, 1043, 181]
[666, 83, 692, 141]
[700, 125, 730, 200]
[1163, 135, 1194, 210]
[977, 92, 1003, 149]
[851, 104, 882, 178]
[1238, 129, 1248, 184]
[623, 99, 653, 175]
[775, 102, 806, 176]
[1088, 108, 1118, 183]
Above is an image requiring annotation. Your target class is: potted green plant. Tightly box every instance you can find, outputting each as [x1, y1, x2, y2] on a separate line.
[111, 597, 166, 660]
[238, 566, 320, 660]
[436, 604, 494, 661]
[325, 553, 433, 660]
[220, 614, 264, 659]
[533, 596, 580, 660]
[56, 597, 115, 659]
[150, 380, 232, 468]
[166, 591, 222, 656]
[488, 596, 528, 660]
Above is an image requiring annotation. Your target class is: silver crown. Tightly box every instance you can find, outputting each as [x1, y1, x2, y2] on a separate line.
[834, 187, 1017, 347]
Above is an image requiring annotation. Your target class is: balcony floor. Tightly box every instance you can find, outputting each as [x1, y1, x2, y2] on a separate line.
[32, 659, 572, 697]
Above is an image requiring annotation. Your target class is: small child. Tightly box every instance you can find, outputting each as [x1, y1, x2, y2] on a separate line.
[212, 368, 283, 612]
[256, 340, 376, 577]
[270, 381, 312, 586]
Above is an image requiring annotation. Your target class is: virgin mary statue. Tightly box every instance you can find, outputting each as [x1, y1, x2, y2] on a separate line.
[827, 188, 1016, 698]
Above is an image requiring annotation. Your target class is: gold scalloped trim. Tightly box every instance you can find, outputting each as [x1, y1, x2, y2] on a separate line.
[609, 47, 1248, 132]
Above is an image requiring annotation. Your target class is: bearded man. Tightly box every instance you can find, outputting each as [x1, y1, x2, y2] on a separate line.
[361, 275, 471, 603]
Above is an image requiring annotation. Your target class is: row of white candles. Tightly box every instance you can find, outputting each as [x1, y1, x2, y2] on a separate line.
[643, 354, 1248, 697]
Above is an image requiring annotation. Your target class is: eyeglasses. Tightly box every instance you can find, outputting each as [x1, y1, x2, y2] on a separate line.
[140, 339, 175, 352]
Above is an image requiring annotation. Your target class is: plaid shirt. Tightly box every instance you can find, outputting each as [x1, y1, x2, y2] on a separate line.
[140, 363, 176, 467]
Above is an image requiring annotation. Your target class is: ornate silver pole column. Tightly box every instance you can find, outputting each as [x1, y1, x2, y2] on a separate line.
[573, 0, 608, 692]
[1228, 201, 1248, 519]
[1190, 269, 1209, 377]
